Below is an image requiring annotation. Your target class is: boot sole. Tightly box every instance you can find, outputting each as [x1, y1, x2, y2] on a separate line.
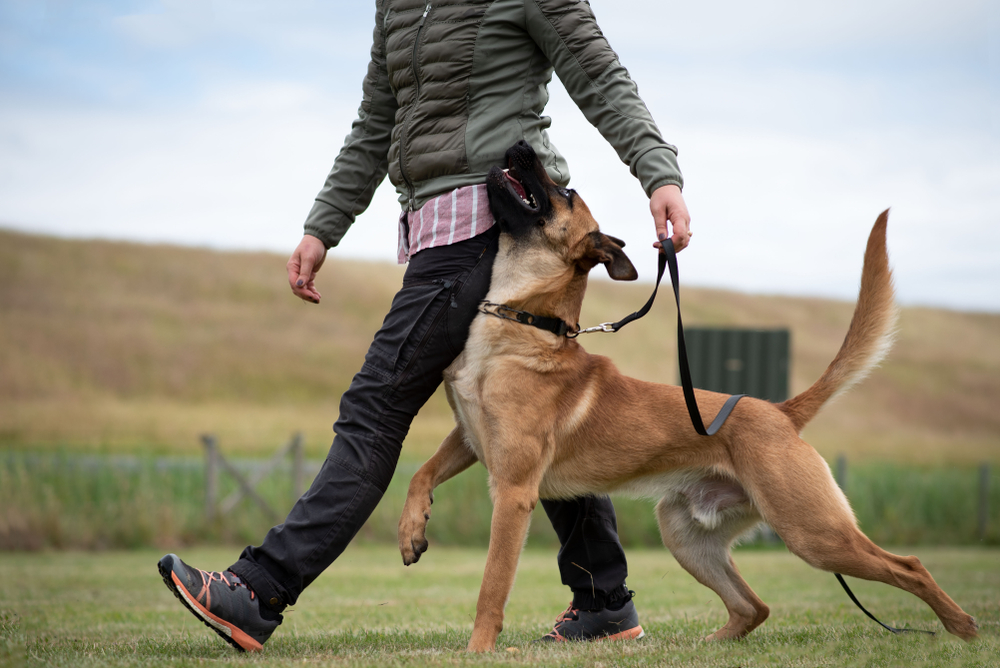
[539, 625, 645, 642]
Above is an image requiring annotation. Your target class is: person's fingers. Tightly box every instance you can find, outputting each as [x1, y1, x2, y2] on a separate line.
[650, 190, 670, 241]
[286, 237, 325, 304]
[286, 256, 302, 291]
[652, 210, 692, 252]
[670, 218, 692, 252]
[296, 253, 316, 289]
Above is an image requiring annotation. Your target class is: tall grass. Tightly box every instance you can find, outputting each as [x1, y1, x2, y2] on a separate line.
[0, 453, 294, 550]
[849, 463, 998, 546]
[3, 451, 997, 551]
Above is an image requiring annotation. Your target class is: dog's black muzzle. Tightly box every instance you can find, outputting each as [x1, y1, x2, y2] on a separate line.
[486, 141, 553, 237]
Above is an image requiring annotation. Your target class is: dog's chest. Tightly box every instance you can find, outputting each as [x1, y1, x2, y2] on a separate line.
[444, 356, 491, 463]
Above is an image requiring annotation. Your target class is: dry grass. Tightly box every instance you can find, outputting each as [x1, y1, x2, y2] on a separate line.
[1, 228, 998, 464]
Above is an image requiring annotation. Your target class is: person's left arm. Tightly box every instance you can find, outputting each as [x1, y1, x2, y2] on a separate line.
[524, 0, 690, 251]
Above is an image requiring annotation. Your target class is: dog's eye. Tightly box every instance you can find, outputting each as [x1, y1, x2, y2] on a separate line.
[536, 218, 545, 227]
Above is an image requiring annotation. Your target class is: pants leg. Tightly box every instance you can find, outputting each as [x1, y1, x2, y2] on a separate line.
[542, 496, 630, 610]
[231, 229, 500, 611]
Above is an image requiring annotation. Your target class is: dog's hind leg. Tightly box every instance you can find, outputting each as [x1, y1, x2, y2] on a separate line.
[747, 442, 978, 640]
[399, 426, 478, 565]
[775, 509, 978, 640]
[655, 496, 769, 641]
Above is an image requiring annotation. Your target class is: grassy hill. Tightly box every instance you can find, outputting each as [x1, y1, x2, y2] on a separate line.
[1, 228, 997, 465]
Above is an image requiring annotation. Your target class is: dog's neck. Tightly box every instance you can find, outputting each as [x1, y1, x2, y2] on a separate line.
[486, 240, 588, 331]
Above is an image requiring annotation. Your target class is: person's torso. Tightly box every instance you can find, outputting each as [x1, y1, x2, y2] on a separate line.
[380, 0, 570, 210]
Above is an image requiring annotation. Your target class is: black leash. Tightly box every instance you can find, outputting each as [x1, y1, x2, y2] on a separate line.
[658, 242, 746, 436]
[834, 573, 935, 636]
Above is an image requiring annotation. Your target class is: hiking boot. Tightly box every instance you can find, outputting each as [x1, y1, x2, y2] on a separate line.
[157, 553, 281, 652]
[537, 592, 644, 642]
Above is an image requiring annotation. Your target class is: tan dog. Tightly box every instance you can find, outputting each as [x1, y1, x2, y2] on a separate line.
[397, 141, 978, 652]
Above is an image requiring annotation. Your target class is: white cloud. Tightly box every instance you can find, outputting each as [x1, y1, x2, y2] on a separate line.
[0, 85, 360, 252]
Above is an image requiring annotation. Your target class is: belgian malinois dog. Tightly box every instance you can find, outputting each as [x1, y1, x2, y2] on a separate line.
[397, 141, 978, 652]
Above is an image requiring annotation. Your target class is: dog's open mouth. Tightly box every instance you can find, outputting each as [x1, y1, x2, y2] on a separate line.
[502, 168, 538, 210]
[486, 141, 552, 230]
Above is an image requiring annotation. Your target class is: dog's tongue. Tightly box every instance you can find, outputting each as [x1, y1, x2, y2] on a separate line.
[503, 169, 527, 200]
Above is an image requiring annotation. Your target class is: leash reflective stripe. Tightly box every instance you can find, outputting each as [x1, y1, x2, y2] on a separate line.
[835, 574, 935, 636]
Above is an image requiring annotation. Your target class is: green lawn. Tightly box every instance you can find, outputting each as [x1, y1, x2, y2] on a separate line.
[2, 545, 998, 667]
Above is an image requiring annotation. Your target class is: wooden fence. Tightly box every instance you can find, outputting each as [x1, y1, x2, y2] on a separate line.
[202, 433, 305, 521]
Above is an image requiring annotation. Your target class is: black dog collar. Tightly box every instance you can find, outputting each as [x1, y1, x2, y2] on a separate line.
[478, 301, 576, 338]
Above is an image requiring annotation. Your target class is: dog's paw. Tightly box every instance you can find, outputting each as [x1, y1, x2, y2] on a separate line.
[400, 534, 429, 566]
[946, 614, 979, 641]
[398, 499, 432, 565]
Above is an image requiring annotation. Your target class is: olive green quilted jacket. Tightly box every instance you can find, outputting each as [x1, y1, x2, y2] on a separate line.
[305, 0, 683, 249]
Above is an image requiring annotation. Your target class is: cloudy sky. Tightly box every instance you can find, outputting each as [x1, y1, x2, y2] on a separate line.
[2, 0, 997, 311]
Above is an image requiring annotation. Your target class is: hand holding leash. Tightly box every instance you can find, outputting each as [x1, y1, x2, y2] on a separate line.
[650, 184, 691, 252]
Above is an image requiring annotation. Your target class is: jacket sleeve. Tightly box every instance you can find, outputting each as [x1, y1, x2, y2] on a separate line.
[524, 0, 682, 196]
[303, 1, 399, 249]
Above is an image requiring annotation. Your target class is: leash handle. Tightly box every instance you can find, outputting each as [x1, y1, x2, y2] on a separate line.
[613, 242, 744, 437]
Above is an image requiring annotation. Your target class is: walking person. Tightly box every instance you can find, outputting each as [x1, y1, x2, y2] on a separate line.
[159, 0, 691, 652]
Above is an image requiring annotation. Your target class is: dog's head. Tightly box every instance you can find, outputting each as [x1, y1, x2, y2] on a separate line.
[486, 140, 638, 282]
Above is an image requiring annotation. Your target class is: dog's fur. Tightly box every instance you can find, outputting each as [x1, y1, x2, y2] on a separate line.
[397, 141, 978, 652]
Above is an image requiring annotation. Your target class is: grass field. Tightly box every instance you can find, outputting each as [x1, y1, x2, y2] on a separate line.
[2, 545, 998, 667]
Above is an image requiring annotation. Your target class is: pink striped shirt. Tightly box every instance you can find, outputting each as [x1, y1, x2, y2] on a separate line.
[397, 184, 495, 263]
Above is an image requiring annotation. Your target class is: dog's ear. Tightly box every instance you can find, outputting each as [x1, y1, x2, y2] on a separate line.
[584, 232, 638, 281]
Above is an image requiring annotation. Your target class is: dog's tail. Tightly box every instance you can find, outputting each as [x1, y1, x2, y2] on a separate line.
[777, 210, 898, 433]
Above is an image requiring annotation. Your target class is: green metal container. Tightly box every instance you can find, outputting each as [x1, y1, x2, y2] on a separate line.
[683, 328, 790, 402]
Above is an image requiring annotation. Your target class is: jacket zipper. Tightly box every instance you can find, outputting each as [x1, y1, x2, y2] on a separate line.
[399, 1, 431, 212]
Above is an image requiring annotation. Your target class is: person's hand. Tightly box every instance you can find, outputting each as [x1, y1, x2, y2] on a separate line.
[287, 234, 328, 304]
[650, 184, 692, 252]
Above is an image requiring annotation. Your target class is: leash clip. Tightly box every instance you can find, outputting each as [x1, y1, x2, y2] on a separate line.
[569, 321, 616, 337]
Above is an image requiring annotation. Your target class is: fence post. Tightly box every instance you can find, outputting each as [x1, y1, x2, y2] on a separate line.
[202, 434, 218, 519]
[292, 432, 304, 500]
[979, 463, 989, 542]
[835, 454, 847, 491]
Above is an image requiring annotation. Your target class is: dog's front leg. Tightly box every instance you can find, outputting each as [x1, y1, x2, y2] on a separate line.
[399, 427, 477, 565]
[467, 480, 540, 652]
